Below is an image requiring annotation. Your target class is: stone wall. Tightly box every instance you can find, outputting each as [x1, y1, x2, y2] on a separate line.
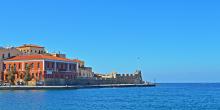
[44, 70, 144, 86]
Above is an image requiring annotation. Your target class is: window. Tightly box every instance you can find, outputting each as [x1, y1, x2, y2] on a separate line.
[70, 64, 73, 70]
[47, 62, 50, 68]
[8, 53, 10, 58]
[8, 64, 11, 69]
[59, 63, 61, 68]
[31, 50, 33, 53]
[2, 54, 4, 59]
[3, 64, 6, 70]
[61, 64, 63, 69]
[25, 63, 28, 68]
[39, 72, 42, 80]
[14, 64, 16, 70]
[18, 63, 21, 69]
[32, 73, 34, 78]
[38, 50, 41, 54]
[35, 50, 37, 53]
[37, 63, 40, 68]
[31, 63, 34, 69]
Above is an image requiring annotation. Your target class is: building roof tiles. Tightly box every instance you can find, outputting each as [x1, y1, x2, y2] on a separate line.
[17, 44, 44, 48]
[72, 59, 84, 63]
[4, 54, 74, 62]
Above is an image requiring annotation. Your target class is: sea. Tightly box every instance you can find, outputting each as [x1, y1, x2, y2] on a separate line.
[0, 83, 220, 110]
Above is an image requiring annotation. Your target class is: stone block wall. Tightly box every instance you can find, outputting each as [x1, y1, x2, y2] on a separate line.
[44, 71, 144, 86]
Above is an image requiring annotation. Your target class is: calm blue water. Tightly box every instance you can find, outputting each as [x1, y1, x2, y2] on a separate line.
[1, 83, 220, 110]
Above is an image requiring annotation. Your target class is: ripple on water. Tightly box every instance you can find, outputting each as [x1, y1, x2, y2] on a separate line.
[1, 84, 220, 110]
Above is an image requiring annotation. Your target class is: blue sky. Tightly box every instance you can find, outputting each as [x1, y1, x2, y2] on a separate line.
[0, 0, 220, 82]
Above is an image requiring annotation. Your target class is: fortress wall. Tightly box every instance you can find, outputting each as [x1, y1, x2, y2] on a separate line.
[45, 78, 116, 86]
[44, 71, 144, 86]
[45, 74, 143, 85]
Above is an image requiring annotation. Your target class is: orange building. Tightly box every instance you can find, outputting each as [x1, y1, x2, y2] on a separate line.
[3, 54, 78, 85]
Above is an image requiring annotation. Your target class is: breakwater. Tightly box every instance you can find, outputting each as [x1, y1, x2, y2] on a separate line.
[0, 83, 156, 90]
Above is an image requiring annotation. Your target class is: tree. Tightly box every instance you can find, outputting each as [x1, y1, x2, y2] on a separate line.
[7, 66, 16, 85]
[24, 64, 32, 85]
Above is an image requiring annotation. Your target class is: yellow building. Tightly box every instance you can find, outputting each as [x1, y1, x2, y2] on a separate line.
[95, 72, 117, 79]
[16, 44, 46, 55]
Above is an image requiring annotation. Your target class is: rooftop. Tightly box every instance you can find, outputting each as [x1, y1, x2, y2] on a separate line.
[4, 54, 74, 62]
[17, 44, 44, 48]
[0, 47, 17, 52]
[72, 59, 84, 63]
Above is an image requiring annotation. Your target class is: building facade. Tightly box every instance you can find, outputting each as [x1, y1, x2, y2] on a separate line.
[16, 44, 46, 55]
[0, 47, 22, 81]
[73, 59, 94, 78]
[51, 53, 66, 58]
[3, 54, 78, 85]
[0, 44, 144, 86]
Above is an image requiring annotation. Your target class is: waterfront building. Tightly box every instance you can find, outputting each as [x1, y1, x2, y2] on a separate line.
[16, 44, 46, 55]
[95, 72, 117, 79]
[51, 53, 66, 58]
[73, 59, 94, 78]
[2, 54, 78, 85]
[94, 70, 143, 84]
[0, 47, 22, 81]
[0, 44, 144, 86]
